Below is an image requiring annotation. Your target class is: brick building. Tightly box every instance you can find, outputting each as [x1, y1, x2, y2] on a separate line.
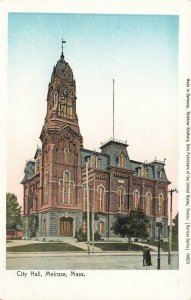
[21, 48, 170, 241]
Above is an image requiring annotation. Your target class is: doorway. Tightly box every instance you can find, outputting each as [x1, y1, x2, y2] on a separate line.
[60, 217, 73, 237]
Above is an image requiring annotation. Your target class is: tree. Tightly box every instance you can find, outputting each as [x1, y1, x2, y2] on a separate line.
[6, 193, 22, 234]
[172, 212, 178, 242]
[112, 209, 150, 243]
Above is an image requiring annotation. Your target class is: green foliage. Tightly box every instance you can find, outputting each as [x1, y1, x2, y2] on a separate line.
[28, 215, 38, 238]
[6, 193, 22, 231]
[172, 213, 178, 242]
[94, 231, 101, 241]
[75, 227, 87, 242]
[112, 209, 150, 243]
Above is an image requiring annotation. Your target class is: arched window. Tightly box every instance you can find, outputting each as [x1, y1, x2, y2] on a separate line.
[59, 100, 73, 119]
[70, 181, 74, 204]
[64, 149, 69, 163]
[159, 194, 164, 217]
[63, 171, 74, 204]
[35, 158, 40, 174]
[117, 187, 125, 212]
[43, 172, 49, 204]
[159, 170, 165, 179]
[133, 190, 140, 209]
[145, 192, 152, 215]
[98, 221, 105, 235]
[97, 186, 105, 212]
[118, 153, 126, 168]
[63, 172, 70, 204]
[58, 179, 63, 203]
[88, 155, 98, 169]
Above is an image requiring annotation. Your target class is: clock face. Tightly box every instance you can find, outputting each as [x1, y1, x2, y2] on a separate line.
[60, 88, 70, 100]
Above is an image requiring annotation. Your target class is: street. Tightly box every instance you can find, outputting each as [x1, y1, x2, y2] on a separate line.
[7, 253, 178, 270]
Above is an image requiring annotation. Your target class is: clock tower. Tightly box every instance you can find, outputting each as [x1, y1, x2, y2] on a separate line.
[38, 44, 83, 237]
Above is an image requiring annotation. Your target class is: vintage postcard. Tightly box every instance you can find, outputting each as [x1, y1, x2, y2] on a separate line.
[0, 0, 191, 299]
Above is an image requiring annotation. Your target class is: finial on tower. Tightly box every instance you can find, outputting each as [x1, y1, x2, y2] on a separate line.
[61, 38, 66, 60]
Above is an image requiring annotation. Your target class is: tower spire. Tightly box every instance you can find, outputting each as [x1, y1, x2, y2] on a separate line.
[61, 38, 66, 60]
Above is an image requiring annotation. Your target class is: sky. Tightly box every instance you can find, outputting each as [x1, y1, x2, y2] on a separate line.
[7, 13, 179, 217]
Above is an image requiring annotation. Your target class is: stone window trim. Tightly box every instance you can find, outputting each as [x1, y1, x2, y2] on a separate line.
[98, 221, 105, 235]
[87, 155, 101, 169]
[117, 186, 125, 212]
[62, 170, 74, 205]
[118, 152, 127, 168]
[144, 191, 152, 216]
[158, 193, 164, 217]
[43, 171, 49, 205]
[132, 189, 140, 209]
[97, 185, 105, 212]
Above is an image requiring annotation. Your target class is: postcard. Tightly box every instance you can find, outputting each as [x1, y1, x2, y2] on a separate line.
[0, 0, 191, 299]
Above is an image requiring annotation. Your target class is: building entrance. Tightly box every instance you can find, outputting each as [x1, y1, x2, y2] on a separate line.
[60, 218, 73, 237]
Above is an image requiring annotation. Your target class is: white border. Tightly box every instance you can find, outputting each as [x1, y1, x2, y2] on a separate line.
[1, 1, 191, 300]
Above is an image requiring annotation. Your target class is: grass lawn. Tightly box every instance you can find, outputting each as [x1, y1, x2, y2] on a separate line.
[7, 243, 84, 252]
[91, 243, 144, 251]
[142, 241, 178, 251]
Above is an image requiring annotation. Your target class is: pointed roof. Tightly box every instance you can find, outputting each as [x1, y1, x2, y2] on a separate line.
[51, 49, 74, 82]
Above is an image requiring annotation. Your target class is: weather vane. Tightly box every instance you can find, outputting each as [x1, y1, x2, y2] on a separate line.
[61, 38, 66, 59]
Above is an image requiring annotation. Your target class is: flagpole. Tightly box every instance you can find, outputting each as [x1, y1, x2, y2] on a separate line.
[113, 79, 115, 140]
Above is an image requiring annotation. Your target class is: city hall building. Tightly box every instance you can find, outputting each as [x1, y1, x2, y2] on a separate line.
[21, 48, 170, 241]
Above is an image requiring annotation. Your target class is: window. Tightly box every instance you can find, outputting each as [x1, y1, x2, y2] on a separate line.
[70, 181, 74, 204]
[98, 186, 105, 212]
[147, 224, 152, 237]
[43, 172, 49, 204]
[118, 153, 126, 168]
[159, 170, 165, 179]
[63, 172, 70, 203]
[82, 221, 87, 234]
[58, 180, 63, 203]
[159, 194, 164, 217]
[59, 100, 72, 118]
[88, 155, 98, 169]
[137, 168, 141, 177]
[62, 171, 74, 204]
[117, 187, 125, 212]
[35, 158, 40, 174]
[145, 192, 152, 215]
[133, 190, 140, 209]
[98, 221, 105, 235]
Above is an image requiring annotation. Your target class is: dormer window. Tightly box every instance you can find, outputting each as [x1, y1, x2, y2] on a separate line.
[88, 155, 100, 169]
[137, 167, 141, 177]
[118, 153, 126, 168]
[35, 158, 40, 174]
[159, 169, 165, 179]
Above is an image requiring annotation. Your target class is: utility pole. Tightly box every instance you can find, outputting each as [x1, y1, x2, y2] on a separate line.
[156, 217, 162, 270]
[86, 162, 90, 255]
[92, 173, 95, 255]
[168, 188, 178, 265]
